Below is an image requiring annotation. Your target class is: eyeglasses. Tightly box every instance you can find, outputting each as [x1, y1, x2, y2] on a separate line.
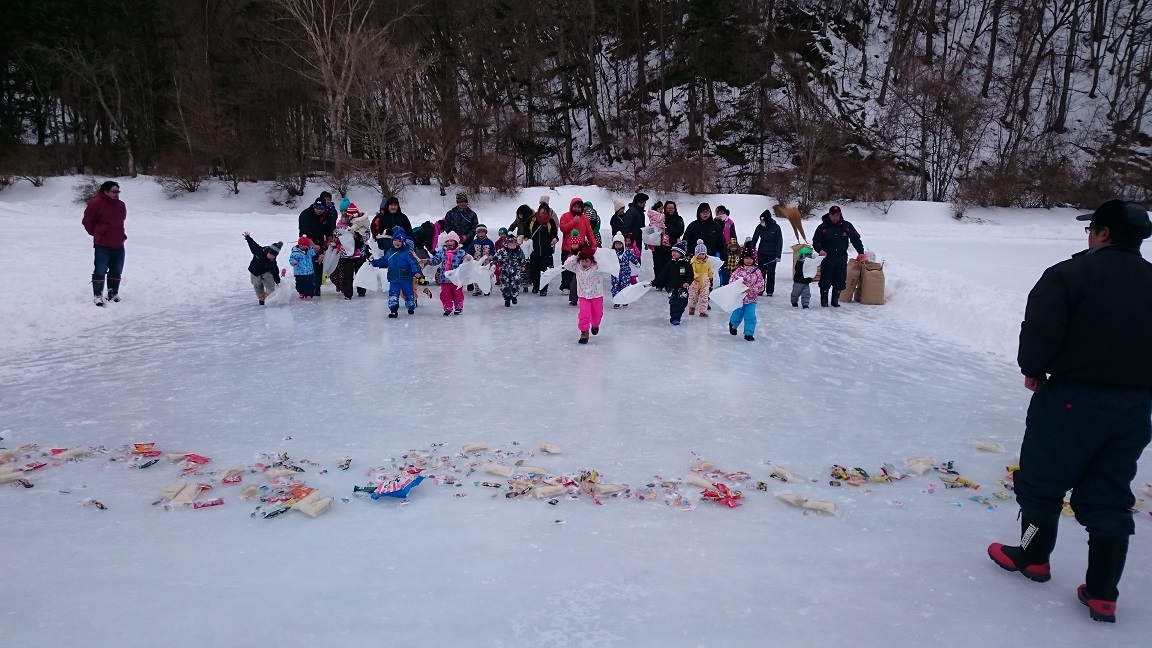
[110, 189, 120, 194]
[1084, 226, 1094, 234]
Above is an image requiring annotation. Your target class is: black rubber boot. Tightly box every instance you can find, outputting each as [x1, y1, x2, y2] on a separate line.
[988, 513, 1058, 582]
[1080, 536, 1127, 622]
[92, 274, 105, 306]
[831, 292, 840, 308]
[820, 289, 829, 307]
[106, 274, 121, 302]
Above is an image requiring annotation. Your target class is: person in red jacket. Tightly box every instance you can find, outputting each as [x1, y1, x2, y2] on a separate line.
[558, 198, 598, 306]
[82, 181, 127, 306]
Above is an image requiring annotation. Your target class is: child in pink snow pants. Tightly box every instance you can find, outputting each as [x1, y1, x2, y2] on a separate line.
[424, 231, 472, 315]
[563, 246, 613, 344]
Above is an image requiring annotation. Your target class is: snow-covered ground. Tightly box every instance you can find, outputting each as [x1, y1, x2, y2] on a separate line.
[0, 178, 1146, 647]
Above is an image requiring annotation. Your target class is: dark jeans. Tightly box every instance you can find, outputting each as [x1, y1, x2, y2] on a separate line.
[1015, 380, 1152, 538]
[669, 289, 689, 322]
[561, 250, 578, 304]
[93, 245, 125, 277]
[818, 255, 848, 292]
[652, 246, 672, 284]
[759, 261, 777, 295]
[294, 274, 317, 296]
[529, 251, 552, 291]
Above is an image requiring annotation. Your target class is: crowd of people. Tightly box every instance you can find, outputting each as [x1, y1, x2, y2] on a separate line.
[234, 190, 870, 342]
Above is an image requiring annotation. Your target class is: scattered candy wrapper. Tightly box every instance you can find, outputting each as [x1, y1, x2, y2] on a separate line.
[192, 497, 224, 509]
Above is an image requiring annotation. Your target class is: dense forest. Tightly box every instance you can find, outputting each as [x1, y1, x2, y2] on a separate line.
[1, 0, 1150, 209]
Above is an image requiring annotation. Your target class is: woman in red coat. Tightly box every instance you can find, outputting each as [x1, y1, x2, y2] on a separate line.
[81, 181, 127, 306]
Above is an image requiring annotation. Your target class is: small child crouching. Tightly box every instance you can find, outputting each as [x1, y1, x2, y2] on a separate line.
[562, 246, 613, 344]
[728, 250, 765, 341]
[243, 232, 283, 305]
[289, 236, 318, 300]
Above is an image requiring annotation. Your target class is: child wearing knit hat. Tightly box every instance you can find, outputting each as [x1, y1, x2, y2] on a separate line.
[289, 236, 318, 300]
[688, 240, 715, 316]
[242, 232, 284, 305]
[563, 246, 613, 343]
[422, 231, 473, 315]
[653, 240, 693, 324]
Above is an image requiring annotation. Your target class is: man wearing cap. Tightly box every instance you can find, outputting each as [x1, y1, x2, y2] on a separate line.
[621, 193, 648, 252]
[298, 196, 336, 296]
[988, 199, 1152, 624]
[445, 193, 479, 246]
[811, 205, 864, 307]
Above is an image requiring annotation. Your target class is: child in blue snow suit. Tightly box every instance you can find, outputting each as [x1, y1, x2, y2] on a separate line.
[372, 227, 424, 317]
[483, 235, 527, 307]
[289, 236, 318, 300]
[243, 232, 283, 305]
[610, 233, 640, 309]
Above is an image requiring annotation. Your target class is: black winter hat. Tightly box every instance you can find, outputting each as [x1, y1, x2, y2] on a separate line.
[633, 192, 649, 206]
[265, 241, 283, 256]
[1077, 200, 1151, 240]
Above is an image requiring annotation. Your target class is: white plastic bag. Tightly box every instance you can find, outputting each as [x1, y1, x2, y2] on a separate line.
[353, 263, 383, 292]
[708, 280, 749, 313]
[519, 239, 533, 259]
[611, 282, 651, 306]
[707, 255, 724, 279]
[539, 266, 563, 287]
[802, 256, 821, 279]
[472, 261, 494, 294]
[322, 247, 340, 276]
[444, 259, 478, 286]
[337, 230, 355, 255]
[593, 247, 621, 278]
[642, 226, 662, 246]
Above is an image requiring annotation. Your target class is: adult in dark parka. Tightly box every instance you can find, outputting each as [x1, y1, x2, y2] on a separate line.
[810, 205, 863, 307]
[750, 209, 784, 296]
[988, 200, 1152, 624]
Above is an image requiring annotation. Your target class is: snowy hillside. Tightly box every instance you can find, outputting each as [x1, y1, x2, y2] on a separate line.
[0, 179, 1148, 647]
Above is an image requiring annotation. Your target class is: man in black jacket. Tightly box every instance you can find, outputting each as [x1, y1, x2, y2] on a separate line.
[621, 193, 647, 248]
[298, 197, 336, 296]
[988, 199, 1152, 624]
[750, 210, 783, 296]
[811, 205, 863, 307]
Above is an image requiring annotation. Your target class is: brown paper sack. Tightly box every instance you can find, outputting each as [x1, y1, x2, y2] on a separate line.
[685, 474, 714, 489]
[516, 465, 547, 475]
[858, 262, 885, 305]
[592, 483, 627, 496]
[771, 466, 799, 483]
[539, 442, 561, 454]
[263, 467, 296, 480]
[776, 493, 808, 507]
[535, 485, 566, 499]
[292, 492, 333, 518]
[0, 470, 26, 485]
[803, 499, 837, 514]
[462, 442, 488, 453]
[906, 457, 934, 476]
[56, 447, 89, 460]
[840, 260, 862, 303]
[220, 464, 246, 479]
[483, 464, 512, 477]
